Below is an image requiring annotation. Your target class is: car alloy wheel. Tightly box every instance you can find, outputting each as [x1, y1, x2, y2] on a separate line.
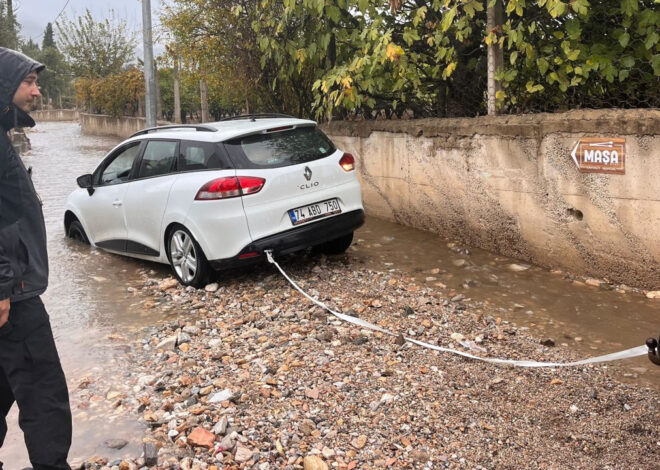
[169, 228, 200, 283]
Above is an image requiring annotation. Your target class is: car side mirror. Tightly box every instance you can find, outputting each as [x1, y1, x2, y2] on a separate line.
[77, 174, 95, 195]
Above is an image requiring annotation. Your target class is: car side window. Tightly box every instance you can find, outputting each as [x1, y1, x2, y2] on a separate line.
[138, 140, 179, 179]
[99, 143, 141, 185]
[179, 141, 232, 171]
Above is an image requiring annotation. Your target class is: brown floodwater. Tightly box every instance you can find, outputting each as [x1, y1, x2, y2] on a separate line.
[2, 122, 658, 467]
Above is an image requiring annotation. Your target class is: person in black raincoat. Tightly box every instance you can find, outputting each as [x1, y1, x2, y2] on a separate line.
[0, 47, 71, 470]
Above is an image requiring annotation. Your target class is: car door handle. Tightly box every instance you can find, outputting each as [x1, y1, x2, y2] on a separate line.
[112, 200, 123, 207]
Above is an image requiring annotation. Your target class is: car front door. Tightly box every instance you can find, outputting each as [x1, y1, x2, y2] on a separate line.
[122, 139, 179, 256]
[81, 141, 143, 251]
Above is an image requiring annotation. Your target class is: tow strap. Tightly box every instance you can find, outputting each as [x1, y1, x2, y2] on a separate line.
[265, 251, 647, 368]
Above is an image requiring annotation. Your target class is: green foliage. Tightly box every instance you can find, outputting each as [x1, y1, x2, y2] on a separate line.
[42, 23, 55, 49]
[56, 9, 137, 78]
[157, 66, 203, 122]
[0, 0, 19, 49]
[161, 0, 266, 116]
[163, 0, 660, 118]
[21, 27, 72, 108]
[494, 0, 659, 111]
[75, 68, 145, 117]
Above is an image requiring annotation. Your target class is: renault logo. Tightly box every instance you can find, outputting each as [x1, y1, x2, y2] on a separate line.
[304, 166, 313, 181]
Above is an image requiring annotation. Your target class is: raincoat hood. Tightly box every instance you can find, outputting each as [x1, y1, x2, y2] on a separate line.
[0, 47, 45, 131]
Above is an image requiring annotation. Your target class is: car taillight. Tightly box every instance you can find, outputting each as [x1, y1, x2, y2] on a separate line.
[339, 153, 355, 172]
[195, 176, 265, 200]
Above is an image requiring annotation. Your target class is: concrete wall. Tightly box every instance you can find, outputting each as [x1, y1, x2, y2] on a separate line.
[324, 109, 660, 289]
[80, 113, 170, 139]
[31, 109, 79, 121]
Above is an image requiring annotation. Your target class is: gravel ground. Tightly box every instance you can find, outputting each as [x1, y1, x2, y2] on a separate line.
[71, 252, 660, 470]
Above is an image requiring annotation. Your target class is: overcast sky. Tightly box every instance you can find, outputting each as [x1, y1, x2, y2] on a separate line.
[15, 0, 163, 50]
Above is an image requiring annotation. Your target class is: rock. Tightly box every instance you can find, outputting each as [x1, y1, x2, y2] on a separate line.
[156, 336, 177, 351]
[214, 416, 229, 435]
[205, 282, 220, 292]
[104, 438, 128, 450]
[303, 455, 329, 470]
[177, 331, 192, 345]
[143, 442, 158, 467]
[452, 259, 467, 267]
[380, 393, 395, 405]
[188, 427, 215, 449]
[585, 278, 603, 287]
[158, 278, 179, 291]
[646, 290, 660, 299]
[234, 443, 254, 463]
[217, 434, 235, 452]
[299, 419, 317, 435]
[410, 450, 429, 463]
[209, 389, 233, 403]
[351, 435, 367, 449]
[450, 332, 465, 342]
[508, 263, 530, 272]
[540, 338, 556, 347]
[321, 447, 335, 458]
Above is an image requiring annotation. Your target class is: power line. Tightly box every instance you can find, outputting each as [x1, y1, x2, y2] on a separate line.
[53, 0, 71, 24]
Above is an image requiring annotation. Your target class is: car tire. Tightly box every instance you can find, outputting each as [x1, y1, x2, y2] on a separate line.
[166, 225, 210, 288]
[67, 220, 90, 244]
[316, 231, 354, 255]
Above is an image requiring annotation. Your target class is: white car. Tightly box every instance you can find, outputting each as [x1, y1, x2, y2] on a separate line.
[64, 114, 364, 287]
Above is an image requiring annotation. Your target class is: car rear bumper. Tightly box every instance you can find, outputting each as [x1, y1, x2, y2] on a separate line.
[208, 209, 365, 270]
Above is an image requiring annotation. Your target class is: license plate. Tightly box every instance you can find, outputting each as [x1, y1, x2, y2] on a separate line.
[288, 198, 342, 226]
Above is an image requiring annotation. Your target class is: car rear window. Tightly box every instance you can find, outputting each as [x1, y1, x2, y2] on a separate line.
[179, 141, 232, 171]
[225, 126, 336, 168]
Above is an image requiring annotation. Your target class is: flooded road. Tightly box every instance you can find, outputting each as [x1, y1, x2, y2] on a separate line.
[1, 122, 658, 466]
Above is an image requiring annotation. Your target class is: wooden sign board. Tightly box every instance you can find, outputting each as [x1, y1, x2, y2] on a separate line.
[570, 138, 626, 174]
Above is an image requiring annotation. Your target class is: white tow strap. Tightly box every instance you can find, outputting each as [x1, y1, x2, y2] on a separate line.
[265, 251, 647, 368]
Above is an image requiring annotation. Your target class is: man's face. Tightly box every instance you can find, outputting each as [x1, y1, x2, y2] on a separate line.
[12, 72, 41, 112]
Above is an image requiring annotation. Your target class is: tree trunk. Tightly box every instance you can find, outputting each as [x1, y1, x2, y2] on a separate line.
[173, 55, 181, 124]
[200, 79, 209, 123]
[487, 1, 504, 115]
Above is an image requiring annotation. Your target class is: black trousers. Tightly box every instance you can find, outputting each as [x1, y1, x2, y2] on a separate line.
[0, 296, 71, 470]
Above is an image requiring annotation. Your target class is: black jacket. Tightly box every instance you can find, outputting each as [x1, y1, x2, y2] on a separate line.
[0, 47, 48, 301]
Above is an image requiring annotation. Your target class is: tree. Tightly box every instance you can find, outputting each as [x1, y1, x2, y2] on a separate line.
[161, 0, 272, 116]
[21, 25, 72, 108]
[0, 0, 19, 49]
[56, 9, 137, 78]
[42, 22, 55, 49]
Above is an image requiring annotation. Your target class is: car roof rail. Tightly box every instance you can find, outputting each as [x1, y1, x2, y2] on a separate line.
[219, 113, 296, 122]
[130, 124, 218, 138]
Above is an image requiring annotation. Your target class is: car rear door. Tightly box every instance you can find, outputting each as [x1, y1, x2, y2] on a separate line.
[223, 125, 363, 243]
[122, 139, 179, 257]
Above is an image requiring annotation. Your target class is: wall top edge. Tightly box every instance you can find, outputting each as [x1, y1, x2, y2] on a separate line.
[322, 109, 660, 139]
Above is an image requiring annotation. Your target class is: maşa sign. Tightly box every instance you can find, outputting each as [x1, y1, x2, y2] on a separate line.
[570, 138, 626, 174]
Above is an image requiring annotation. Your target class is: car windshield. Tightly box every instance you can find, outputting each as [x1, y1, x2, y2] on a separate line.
[229, 126, 336, 167]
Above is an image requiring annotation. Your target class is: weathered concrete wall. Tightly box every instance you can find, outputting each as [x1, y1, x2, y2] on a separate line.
[80, 113, 170, 139]
[31, 109, 79, 121]
[324, 109, 660, 289]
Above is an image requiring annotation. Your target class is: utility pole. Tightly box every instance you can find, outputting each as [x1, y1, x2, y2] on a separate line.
[142, 0, 157, 127]
[487, 0, 504, 115]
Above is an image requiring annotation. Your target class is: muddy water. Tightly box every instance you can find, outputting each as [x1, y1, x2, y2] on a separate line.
[352, 220, 660, 388]
[2, 122, 658, 466]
